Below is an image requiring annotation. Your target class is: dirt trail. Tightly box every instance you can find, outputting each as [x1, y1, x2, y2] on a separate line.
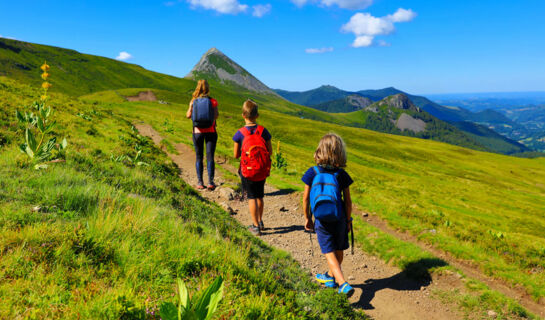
[136, 123, 470, 319]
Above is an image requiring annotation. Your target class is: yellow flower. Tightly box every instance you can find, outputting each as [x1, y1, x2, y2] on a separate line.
[42, 82, 52, 89]
[40, 62, 50, 72]
[41, 95, 48, 101]
[41, 72, 49, 80]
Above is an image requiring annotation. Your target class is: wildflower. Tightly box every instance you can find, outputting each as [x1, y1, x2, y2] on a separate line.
[42, 82, 52, 89]
[41, 95, 48, 101]
[41, 72, 49, 80]
[40, 62, 50, 72]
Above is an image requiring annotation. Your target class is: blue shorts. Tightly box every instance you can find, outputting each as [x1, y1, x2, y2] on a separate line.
[315, 217, 349, 254]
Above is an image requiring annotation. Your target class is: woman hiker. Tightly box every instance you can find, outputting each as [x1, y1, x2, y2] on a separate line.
[186, 79, 219, 190]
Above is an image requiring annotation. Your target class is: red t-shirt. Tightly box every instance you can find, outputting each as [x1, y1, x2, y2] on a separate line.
[193, 98, 218, 133]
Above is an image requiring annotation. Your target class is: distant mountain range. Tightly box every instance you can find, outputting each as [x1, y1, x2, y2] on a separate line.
[0, 37, 536, 155]
[275, 86, 531, 154]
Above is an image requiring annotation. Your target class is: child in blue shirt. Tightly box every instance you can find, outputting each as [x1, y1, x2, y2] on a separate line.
[302, 133, 354, 296]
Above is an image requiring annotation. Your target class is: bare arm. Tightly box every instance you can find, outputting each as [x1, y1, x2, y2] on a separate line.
[343, 187, 352, 227]
[233, 142, 241, 159]
[186, 99, 194, 119]
[303, 184, 314, 231]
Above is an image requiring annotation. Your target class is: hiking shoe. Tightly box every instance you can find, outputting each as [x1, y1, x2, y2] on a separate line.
[258, 220, 265, 231]
[248, 225, 261, 236]
[338, 282, 354, 296]
[316, 272, 338, 288]
[196, 184, 205, 190]
[207, 184, 216, 191]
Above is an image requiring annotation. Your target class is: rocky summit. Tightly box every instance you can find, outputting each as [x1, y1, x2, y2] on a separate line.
[185, 47, 278, 95]
[382, 93, 420, 111]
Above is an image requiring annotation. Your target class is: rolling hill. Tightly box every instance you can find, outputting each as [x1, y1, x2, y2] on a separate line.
[0, 38, 493, 152]
[2, 39, 545, 316]
[0, 38, 188, 96]
[276, 85, 531, 154]
[310, 94, 372, 112]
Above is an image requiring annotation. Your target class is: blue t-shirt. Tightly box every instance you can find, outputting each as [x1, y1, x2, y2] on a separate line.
[301, 166, 353, 190]
[232, 125, 272, 145]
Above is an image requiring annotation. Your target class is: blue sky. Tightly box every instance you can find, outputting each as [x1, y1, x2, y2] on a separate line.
[1, 0, 544, 94]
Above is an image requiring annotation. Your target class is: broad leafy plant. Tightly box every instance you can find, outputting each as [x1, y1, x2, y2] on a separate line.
[15, 62, 67, 169]
[160, 277, 224, 320]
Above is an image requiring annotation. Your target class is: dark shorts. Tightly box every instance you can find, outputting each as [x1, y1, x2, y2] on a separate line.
[240, 173, 265, 200]
[315, 218, 349, 254]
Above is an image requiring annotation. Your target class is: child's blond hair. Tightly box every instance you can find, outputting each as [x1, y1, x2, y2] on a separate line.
[314, 133, 347, 168]
[242, 99, 259, 120]
[192, 79, 210, 99]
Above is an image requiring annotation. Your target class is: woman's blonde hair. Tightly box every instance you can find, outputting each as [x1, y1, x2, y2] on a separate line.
[314, 133, 347, 168]
[192, 79, 210, 99]
[242, 99, 259, 120]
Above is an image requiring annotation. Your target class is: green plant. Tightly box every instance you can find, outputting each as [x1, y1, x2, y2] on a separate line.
[160, 277, 224, 320]
[15, 62, 67, 169]
[163, 118, 175, 133]
[272, 141, 288, 169]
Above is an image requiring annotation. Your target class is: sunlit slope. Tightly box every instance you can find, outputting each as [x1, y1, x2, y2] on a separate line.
[0, 38, 189, 96]
[103, 87, 545, 299]
[0, 77, 363, 319]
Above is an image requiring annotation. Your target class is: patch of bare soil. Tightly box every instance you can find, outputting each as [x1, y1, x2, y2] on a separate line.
[126, 90, 157, 102]
[135, 122, 543, 320]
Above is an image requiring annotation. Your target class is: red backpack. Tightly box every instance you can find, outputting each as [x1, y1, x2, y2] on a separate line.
[240, 125, 271, 181]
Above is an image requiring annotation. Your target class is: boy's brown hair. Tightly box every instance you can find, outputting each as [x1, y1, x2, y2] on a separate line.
[242, 99, 259, 120]
[314, 133, 347, 168]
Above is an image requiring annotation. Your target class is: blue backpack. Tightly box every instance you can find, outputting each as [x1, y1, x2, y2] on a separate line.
[192, 97, 214, 128]
[310, 166, 344, 222]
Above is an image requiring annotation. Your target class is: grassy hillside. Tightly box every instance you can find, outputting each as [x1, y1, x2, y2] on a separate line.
[274, 85, 352, 106]
[0, 77, 364, 319]
[89, 86, 545, 302]
[450, 121, 529, 154]
[0, 38, 188, 96]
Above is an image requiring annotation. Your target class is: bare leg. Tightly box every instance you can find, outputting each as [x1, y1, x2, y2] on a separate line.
[335, 250, 344, 266]
[248, 199, 259, 227]
[325, 251, 346, 285]
[257, 198, 264, 223]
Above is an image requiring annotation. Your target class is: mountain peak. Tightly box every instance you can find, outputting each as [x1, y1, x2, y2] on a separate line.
[381, 93, 419, 111]
[185, 48, 277, 95]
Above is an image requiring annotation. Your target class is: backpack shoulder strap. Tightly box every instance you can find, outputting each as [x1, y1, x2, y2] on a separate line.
[313, 166, 320, 175]
[255, 125, 264, 137]
[240, 127, 251, 137]
[333, 169, 341, 177]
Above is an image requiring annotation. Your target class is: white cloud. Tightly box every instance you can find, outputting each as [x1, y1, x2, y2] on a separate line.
[291, 0, 371, 9]
[116, 52, 133, 61]
[305, 47, 334, 54]
[377, 40, 390, 47]
[188, 0, 248, 14]
[252, 4, 271, 17]
[320, 0, 372, 10]
[352, 36, 373, 47]
[341, 8, 416, 47]
[388, 8, 417, 23]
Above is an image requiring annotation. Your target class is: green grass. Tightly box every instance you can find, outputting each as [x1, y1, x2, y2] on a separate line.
[104, 84, 545, 302]
[0, 77, 366, 319]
